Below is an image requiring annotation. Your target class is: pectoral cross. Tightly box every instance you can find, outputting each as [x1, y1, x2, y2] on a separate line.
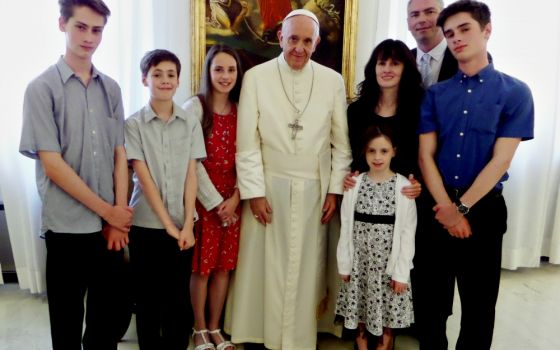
[288, 118, 303, 140]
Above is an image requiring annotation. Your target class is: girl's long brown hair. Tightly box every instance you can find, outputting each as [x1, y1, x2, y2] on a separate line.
[198, 44, 244, 138]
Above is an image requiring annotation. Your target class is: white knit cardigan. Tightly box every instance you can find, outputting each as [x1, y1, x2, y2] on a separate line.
[337, 173, 417, 283]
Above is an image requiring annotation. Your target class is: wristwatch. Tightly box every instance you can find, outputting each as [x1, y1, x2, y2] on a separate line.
[456, 202, 470, 215]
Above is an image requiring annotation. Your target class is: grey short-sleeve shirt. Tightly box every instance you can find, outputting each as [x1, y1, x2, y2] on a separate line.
[19, 57, 125, 234]
[125, 103, 206, 229]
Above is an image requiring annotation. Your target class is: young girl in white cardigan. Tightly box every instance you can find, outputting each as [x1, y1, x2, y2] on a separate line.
[336, 125, 417, 350]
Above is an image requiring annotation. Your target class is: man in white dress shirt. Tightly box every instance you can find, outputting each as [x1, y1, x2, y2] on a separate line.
[407, 0, 458, 86]
[224, 9, 351, 350]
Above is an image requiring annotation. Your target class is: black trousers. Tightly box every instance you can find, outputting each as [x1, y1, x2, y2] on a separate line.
[128, 226, 193, 350]
[411, 189, 506, 350]
[45, 230, 126, 350]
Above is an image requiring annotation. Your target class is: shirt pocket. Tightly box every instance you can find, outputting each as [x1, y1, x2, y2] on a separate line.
[469, 104, 502, 136]
[172, 135, 194, 161]
[97, 115, 122, 150]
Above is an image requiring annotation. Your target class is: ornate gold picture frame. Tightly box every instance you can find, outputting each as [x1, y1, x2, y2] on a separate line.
[191, 0, 358, 98]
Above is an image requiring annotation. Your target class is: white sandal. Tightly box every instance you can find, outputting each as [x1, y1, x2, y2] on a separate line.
[192, 329, 216, 350]
[208, 328, 236, 350]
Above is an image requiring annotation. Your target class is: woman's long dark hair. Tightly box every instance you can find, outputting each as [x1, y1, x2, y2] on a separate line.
[355, 39, 423, 118]
[198, 44, 244, 138]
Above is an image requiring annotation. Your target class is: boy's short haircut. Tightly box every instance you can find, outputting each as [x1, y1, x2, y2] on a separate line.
[140, 49, 182, 78]
[437, 0, 491, 29]
[59, 0, 111, 23]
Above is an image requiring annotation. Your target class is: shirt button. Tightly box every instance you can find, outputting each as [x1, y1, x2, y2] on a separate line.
[457, 154, 461, 158]
[467, 89, 472, 93]
[463, 110, 468, 115]
[93, 151, 97, 156]
[92, 130, 96, 135]
[89, 109, 94, 113]
[459, 132, 464, 136]
[479, 79, 484, 83]
[454, 175, 459, 180]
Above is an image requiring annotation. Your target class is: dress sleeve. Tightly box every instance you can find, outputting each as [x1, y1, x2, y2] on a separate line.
[328, 74, 352, 194]
[347, 102, 362, 172]
[184, 101, 224, 210]
[124, 116, 145, 161]
[496, 81, 534, 141]
[418, 88, 439, 135]
[196, 161, 224, 211]
[337, 187, 354, 275]
[392, 177, 417, 283]
[235, 69, 266, 199]
[19, 79, 61, 158]
[110, 82, 125, 147]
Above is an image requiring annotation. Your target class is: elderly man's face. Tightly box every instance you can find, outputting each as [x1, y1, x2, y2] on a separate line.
[277, 15, 320, 70]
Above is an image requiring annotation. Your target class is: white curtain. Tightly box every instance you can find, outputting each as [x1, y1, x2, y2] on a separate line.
[357, 0, 560, 269]
[96, 0, 193, 115]
[0, 0, 191, 290]
[0, 1, 59, 292]
[485, 0, 560, 268]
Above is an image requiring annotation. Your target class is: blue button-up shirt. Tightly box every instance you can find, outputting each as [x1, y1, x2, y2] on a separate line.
[418, 64, 534, 189]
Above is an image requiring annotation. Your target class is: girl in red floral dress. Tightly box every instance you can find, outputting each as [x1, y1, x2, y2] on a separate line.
[182, 44, 243, 350]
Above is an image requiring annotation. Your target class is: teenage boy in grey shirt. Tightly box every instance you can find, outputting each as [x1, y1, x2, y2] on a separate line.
[19, 1, 132, 349]
[125, 49, 206, 349]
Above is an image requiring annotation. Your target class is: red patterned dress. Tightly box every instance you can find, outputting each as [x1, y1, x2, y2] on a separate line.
[192, 105, 241, 275]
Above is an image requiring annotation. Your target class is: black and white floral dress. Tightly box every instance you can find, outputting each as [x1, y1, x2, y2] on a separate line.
[335, 175, 413, 336]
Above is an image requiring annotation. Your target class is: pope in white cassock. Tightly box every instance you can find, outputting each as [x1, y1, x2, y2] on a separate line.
[223, 9, 351, 350]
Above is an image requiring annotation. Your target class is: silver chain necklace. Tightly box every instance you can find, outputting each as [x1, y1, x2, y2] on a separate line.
[276, 57, 315, 139]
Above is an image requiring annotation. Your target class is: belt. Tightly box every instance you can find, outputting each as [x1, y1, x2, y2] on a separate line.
[445, 186, 502, 203]
[261, 146, 321, 180]
[353, 212, 395, 224]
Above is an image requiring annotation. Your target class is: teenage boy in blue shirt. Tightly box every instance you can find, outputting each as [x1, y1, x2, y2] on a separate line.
[417, 1, 534, 349]
[125, 49, 206, 350]
[19, 1, 132, 349]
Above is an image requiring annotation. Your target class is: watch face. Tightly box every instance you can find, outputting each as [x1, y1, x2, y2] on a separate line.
[458, 204, 469, 215]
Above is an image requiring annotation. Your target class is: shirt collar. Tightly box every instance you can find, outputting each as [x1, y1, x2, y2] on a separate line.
[277, 53, 313, 75]
[417, 38, 447, 63]
[142, 102, 186, 123]
[56, 56, 101, 83]
[456, 63, 495, 83]
[91, 66, 101, 79]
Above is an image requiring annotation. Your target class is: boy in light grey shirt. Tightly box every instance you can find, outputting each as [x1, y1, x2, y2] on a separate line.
[125, 49, 205, 349]
[19, 1, 132, 349]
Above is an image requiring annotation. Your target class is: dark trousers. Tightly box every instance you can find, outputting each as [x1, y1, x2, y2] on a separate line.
[411, 189, 506, 350]
[128, 226, 193, 350]
[45, 230, 126, 350]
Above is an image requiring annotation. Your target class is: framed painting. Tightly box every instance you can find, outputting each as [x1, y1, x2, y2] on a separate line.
[191, 0, 358, 98]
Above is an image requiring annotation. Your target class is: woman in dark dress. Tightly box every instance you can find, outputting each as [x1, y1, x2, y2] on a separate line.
[342, 39, 424, 348]
[346, 39, 424, 198]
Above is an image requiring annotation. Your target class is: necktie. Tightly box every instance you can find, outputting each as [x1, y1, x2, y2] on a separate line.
[420, 53, 433, 87]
